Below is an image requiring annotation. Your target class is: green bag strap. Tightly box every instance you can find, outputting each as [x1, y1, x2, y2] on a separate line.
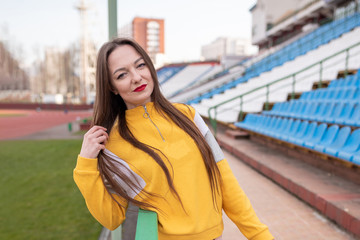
[112, 208, 158, 240]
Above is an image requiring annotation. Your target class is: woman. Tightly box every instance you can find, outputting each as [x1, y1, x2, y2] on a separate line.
[74, 38, 274, 240]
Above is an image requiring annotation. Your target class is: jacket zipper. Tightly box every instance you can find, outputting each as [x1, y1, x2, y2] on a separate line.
[143, 105, 165, 142]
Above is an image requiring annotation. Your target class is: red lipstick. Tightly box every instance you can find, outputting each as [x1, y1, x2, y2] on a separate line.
[133, 84, 147, 92]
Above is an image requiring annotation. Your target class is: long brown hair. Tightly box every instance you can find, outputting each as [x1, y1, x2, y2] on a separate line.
[93, 37, 221, 211]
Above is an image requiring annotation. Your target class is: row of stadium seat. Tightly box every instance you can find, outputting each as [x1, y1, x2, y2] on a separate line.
[264, 101, 360, 126]
[298, 87, 360, 102]
[188, 12, 360, 104]
[157, 66, 186, 84]
[328, 72, 360, 88]
[235, 115, 360, 164]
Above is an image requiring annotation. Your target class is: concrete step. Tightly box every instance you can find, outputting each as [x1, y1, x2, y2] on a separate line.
[216, 131, 360, 238]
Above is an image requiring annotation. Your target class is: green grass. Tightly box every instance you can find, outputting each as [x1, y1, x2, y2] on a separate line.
[0, 140, 102, 240]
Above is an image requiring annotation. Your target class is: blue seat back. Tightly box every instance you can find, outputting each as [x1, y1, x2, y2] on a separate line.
[302, 122, 318, 140]
[294, 121, 309, 138]
[331, 102, 345, 119]
[288, 119, 301, 136]
[328, 126, 351, 149]
[309, 123, 328, 144]
[319, 125, 340, 145]
[340, 102, 355, 119]
[341, 129, 360, 152]
[350, 104, 360, 120]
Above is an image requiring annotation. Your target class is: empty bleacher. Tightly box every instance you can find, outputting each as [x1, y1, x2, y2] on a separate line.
[235, 70, 360, 165]
[188, 13, 360, 106]
[157, 65, 187, 84]
[160, 63, 221, 98]
[194, 32, 360, 123]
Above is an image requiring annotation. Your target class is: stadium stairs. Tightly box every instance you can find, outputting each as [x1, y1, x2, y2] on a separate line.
[211, 68, 360, 238]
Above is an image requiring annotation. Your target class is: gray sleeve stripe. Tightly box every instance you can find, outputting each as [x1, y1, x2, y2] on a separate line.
[103, 149, 146, 199]
[204, 131, 225, 163]
[194, 111, 209, 136]
[193, 110, 224, 163]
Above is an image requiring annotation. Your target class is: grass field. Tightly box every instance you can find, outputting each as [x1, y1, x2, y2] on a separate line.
[0, 139, 102, 240]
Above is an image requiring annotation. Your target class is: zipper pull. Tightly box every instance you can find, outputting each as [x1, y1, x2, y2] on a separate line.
[143, 105, 165, 142]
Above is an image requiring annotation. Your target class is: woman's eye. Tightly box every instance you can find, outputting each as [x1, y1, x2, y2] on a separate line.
[137, 63, 146, 69]
[117, 73, 126, 79]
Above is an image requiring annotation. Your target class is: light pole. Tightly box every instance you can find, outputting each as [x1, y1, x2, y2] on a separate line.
[108, 0, 118, 40]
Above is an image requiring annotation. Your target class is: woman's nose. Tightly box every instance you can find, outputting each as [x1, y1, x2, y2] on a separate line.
[132, 70, 142, 82]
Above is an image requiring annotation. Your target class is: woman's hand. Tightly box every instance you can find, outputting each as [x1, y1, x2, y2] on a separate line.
[79, 126, 109, 159]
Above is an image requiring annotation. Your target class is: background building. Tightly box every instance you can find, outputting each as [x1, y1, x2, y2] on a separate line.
[119, 17, 165, 68]
[0, 41, 30, 101]
[201, 37, 256, 60]
[201, 37, 257, 68]
[250, 0, 331, 51]
[250, 0, 359, 52]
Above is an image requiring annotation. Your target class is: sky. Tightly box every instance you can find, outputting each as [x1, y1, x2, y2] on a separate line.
[0, 0, 256, 67]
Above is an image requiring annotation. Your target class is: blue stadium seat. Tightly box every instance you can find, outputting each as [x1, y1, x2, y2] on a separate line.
[351, 150, 360, 165]
[313, 125, 340, 152]
[292, 122, 318, 146]
[336, 102, 356, 125]
[350, 88, 360, 103]
[288, 121, 309, 143]
[314, 102, 336, 122]
[267, 118, 293, 138]
[323, 126, 352, 156]
[260, 117, 282, 135]
[263, 117, 285, 136]
[300, 102, 320, 120]
[307, 102, 326, 121]
[355, 78, 360, 87]
[272, 118, 294, 139]
[298, 91, 310, 101]
[327, 102, 345, 123]
[256, 116, 274, 132]
[343, 104, 360, 127]
[280, 119, 301, 141]
[288, 101, 306, 118]
[316, 89, 327, 101]
[303, 123, 328, 148]
[235, 114, 257, 130]
[337, 129, 360, 161]
[337, 88, 356, 102]
[325, 89, 341, 102]
[278, 102, 291, 116]
[345, 74, 357, 87]
[328, 79, 340, 88]
[281, 101, 297, 117]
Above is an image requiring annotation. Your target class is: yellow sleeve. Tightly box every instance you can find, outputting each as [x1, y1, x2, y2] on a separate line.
[217, 159, 274, 240]
[73, 155, 128, 230]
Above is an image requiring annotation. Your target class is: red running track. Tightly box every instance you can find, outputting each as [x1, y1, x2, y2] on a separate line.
[0, 110, 93, 140]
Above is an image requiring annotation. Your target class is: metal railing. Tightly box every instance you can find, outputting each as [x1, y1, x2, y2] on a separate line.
[208, 41, 360, 134]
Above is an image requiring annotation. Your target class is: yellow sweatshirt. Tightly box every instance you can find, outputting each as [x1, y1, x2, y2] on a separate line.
[74, 102, 273, 240]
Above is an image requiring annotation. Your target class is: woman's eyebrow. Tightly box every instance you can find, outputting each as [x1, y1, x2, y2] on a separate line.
[113, 57, 143, 76]
[134, 57, 143, 64]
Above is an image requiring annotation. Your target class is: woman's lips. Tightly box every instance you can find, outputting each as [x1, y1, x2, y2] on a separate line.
[133, 84, 147, 92]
